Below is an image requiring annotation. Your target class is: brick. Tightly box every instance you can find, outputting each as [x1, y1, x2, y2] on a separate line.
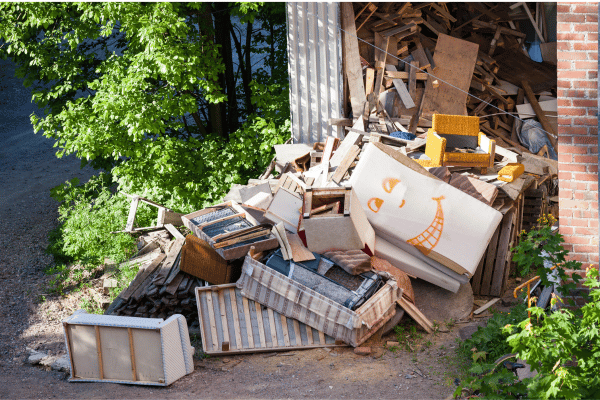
[573, 117, 598, 125]
[571, 218, 591, 227]
[588, 52, 598, 60]
[559, 154, 574, 163]
[561, 199, 590, 209]
[590, 33, 598, 41]
[572, 99, 598, 108]
[557, 4, 571, 13]
[354, 347, 371, 356]
[591, 219, 599, 228]
[560, 107, 586, 116]
[577, 80, 597, 88]
[559, 208, 573, 218]
[560, 126, 588, 135]
[572, 154, 598, 164]
[573, 4, 598, 14]
[559, 145, 589, 154]
[557, 33, 586, 41]
[587, 14, 599, 23]
[557, 41, 571, 51]
[588, 165, 598, 173]
[574, 23, 598, 33]
[574, 172, 599, 181]
[575, 227, 597, 236]
[559, 172, 574, 181]
[560, 226, 574, 235]
[558, 13, 585, 23]
[573, 60, 598, 69]
[574, 245, 598, 253]
[573, 136, 598, 145]
[587, 108, 598, 116]
[557, 23, 574, 32]
[559, 70, 587, 79]
[561, 164, 588, 172]
[557, 79, 572, 88]
[558, 51, 588, 60]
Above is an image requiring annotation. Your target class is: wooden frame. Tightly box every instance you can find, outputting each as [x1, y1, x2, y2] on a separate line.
[63, 311, 193, 386]
[195, 284, 344, 355]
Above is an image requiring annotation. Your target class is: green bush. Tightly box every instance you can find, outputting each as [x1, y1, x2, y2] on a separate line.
[47, 173, 154, 267]
[505, 267, 600, 399]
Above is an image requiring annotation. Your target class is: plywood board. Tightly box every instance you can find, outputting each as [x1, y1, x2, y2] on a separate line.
[264, 187, 303, 234]
[195, 284, 343, 355]
[420, 34, 479, 118]
[448, 174, 498, 206]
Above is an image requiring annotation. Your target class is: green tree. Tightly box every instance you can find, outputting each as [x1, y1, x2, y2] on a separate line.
[0, 2, 290, 211]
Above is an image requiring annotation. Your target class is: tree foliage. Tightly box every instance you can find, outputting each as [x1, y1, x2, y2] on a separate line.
[0, 2, 290, 211]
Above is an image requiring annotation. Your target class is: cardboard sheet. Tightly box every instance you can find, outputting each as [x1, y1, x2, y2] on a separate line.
[349, 143, 503, 277]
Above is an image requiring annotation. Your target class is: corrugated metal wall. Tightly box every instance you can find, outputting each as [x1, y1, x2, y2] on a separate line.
[287, 2, 344, 144]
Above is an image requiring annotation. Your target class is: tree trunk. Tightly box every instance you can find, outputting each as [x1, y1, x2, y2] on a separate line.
[214, 3, 238, 137]
[243, 21, 254, 116]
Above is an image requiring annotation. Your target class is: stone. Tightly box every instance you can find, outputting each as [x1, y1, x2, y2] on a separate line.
[405, 374, 415, 379]
[27, 350, 48, 365]
[353, 347, 371, 356]
[51, 355, 71, 372]
[386, 341, 400, 347]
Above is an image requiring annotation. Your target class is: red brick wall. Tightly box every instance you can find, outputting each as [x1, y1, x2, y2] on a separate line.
[557, 2, 598, 270]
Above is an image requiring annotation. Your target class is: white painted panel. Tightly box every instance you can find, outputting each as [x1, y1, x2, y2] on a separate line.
[287, 2, 343, 144]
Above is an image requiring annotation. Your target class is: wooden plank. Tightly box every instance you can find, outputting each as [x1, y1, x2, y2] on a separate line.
[280, 314, 291, 347]
[448, 174, 498, 206]
[411, 45, 430, 71]
[213, 229, 270, 249]
[474, 298, 500, 315]
[520, 3, 545, 43]
[242, 296, 255, 349]
[127, 328, 137, 382]
[365, 68, 375, 97]
[205, 291, 219, 352]
[521, 81, 557, 148]
[430, 2, 457, 22]
[490, 208, 516, 296]
[388, 69, 415, 108]
[397, 297, 433, 334]
[130, 253, 167, 301]
[164, 223, 184, 240]
[318, 330, 326, 345]
[228, 288, 243, 350]
[120, 252, 166, 301]
[218, 290, 230, 350]
[292, 320, 302, 346]
[267, 307, 278, 347]
[341, 3, 366, 118]
[255, 304, 267, 348]
[386, 70, 428, 80]
[408, 61, 418, 100]
[420, 34, 479, 118]
[329, 130, 363, 169]
[152, 239, 184, 285]
[331, 144, 361, 184]
[287, 233, 316, 262]
[306, 326, 314, 345]
[95, 326, 104, 379]
[480, 224, 501, 295]
[373, 32, 390, 98]
[125, 196, 140, 232]
[472, 256, 485, 295]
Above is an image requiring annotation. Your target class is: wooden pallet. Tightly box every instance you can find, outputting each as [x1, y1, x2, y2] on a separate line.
[471, 206, 517, 296]
[195, 284, 345, 355]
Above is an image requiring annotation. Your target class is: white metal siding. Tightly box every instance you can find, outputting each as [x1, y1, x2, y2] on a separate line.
[287, 2, 343, 144]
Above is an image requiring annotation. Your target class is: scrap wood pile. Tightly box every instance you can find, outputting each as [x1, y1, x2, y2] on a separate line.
[332, 1, 558, 296]
[63, 2, 559, 386]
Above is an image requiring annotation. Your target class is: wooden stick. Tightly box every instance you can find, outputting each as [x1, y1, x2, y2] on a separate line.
[95, 326, 104, 379]
[128, 328, 137, 381]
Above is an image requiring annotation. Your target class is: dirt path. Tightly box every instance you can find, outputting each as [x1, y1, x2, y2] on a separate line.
[0, 57, 466, 399]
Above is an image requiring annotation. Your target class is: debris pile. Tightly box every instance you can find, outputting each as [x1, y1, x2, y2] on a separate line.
[62, 2, 557, 386]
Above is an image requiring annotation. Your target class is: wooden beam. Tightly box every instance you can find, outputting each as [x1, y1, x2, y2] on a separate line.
[521, 80, 557, 148]
[341, 3, 366, 118]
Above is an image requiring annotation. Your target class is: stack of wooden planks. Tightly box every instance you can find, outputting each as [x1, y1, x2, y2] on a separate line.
[105, 226, 206, 323]
[334, 2, 557, 297]
[337, 2, 557, 154]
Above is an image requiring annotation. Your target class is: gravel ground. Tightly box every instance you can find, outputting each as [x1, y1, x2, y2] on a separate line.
[0, 57, 469, 399]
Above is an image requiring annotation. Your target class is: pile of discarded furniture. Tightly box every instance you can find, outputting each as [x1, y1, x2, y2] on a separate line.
[61, 2, 558, 386]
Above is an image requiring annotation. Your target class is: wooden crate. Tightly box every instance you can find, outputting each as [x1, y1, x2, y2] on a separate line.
[63, 311, 193, 386]
[182, 200, 278, 260]
[195, 284, 344, 355]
